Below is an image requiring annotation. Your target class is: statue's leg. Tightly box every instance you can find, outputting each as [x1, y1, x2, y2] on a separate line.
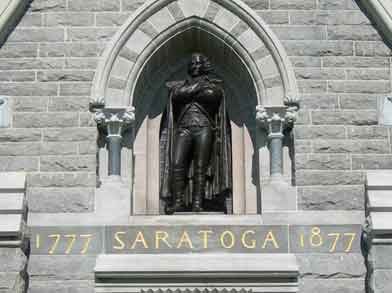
[172, 128, 192, 212]
[192, 126, 213, 212]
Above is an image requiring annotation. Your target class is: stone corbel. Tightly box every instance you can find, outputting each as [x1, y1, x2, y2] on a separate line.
[94, 107, 135, 178]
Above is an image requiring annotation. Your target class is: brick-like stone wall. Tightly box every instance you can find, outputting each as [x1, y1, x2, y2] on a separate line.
[0, 0, 390, 292]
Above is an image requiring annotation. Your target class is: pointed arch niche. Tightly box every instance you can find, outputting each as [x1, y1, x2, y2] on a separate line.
[92, 0, 298, 215]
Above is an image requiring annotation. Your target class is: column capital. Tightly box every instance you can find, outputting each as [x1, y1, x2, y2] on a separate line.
[256, 105, 297, 137]
[256, 97, 300, 135]
[94, 106, 135, 137]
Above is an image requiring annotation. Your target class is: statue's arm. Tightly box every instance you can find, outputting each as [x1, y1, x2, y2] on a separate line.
[166, 80, 184, 90]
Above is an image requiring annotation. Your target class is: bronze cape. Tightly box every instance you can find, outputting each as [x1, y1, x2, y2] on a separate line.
[159, 79, 232, 213]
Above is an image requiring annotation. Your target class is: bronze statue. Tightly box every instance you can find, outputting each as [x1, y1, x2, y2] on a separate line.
[160, 53, 232, 215]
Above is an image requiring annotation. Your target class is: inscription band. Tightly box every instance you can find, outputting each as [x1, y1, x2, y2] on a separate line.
[29, 225, 362, 255]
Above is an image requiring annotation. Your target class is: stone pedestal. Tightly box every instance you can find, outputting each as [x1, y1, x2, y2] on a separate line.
[364, 171, 392, 293]
[95, 254, 299, 293]
[94, 178, 132, 221]
[0, 172, 28, 293]
[256, 105, 297, 211]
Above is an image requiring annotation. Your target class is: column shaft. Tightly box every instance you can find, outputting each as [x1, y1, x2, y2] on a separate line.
[269, 134, 284, 177]
[108, 136, 122, 176]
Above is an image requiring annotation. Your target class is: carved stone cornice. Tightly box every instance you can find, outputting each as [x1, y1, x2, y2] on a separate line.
[94, 107, 135, 137]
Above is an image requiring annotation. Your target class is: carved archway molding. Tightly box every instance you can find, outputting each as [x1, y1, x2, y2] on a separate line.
[91, 0, 298, 107]
[359, 0, 392, 46]
[93, 0, 299, 215]
[0, 0, 29, 44]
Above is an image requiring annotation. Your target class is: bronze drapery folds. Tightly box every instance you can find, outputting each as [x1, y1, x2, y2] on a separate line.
[159, 53, 232, 215]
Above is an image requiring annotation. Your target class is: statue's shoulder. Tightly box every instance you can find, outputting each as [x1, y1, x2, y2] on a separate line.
[166, 80, 185, 89]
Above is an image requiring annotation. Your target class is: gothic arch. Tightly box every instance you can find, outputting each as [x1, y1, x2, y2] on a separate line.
[93, 0, 298, 215]
[91, 0, 298, 107]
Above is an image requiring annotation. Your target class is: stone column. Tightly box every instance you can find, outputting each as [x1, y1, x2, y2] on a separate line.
[256, 105, 296, 180]
[95, 107, 135, 178]
[255, 104, 297, 211]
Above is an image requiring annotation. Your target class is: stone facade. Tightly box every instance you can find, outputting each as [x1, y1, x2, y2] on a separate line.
[0, 0, 391, 292]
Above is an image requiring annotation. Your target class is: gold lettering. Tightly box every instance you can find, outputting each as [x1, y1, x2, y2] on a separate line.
[241, 230, 256, 249]
[64, 234, 77, 254]
[155, 231, 172, 249]
[80, 234, 93, 254]
[176, 231, 194, 249]
[299, 233, 305, 248]
[198, 230, 213, 249]
[262, 231, 279, 249]
[310, 227, 323, 247]
[220, 230, 235, 249]
[36, 234, 41, 249]
[131, 231, 149, 249]
[344, 233, 356, 252]
[48, 234, 61, 254]
[327, 233, 340, 253]
[113, 231, 126, 250]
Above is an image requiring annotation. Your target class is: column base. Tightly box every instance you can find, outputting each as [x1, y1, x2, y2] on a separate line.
[262, 178, 297, 212]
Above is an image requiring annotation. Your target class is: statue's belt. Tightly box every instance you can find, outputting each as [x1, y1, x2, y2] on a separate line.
[176, 102, 215, 127]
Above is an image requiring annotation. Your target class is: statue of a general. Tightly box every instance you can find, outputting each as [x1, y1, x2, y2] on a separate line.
[160, 53, 232, 215]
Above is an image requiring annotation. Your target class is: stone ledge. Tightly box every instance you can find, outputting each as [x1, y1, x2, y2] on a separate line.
[369, 212, 392, 235]
[95, 254, 298, 277]
[0, 193, 25, 214]
[367, 190, 392, 212]
[95, 254, 299, 293]
[28, 211, 365, 226]
[0, 172, 26, 192]
[366, 171, 392, 190]
[0, 214, 23, 237]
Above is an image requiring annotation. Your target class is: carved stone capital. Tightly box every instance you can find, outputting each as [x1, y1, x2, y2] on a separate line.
[256, 105, 297, 137]
[95, 107, 135, 137]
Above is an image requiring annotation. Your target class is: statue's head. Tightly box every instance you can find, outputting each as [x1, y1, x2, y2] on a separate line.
[188, 53, 212, 77]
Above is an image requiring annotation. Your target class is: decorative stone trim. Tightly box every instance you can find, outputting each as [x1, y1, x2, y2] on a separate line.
[91, 0, 298, 108]
[364, 171, 392, 293]
[0, 172, 28, 293]
[95, 254, 299, 293]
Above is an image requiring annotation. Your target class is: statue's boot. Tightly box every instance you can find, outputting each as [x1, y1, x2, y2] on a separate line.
[174, 195, 186, 213]
[172, 167, 187, 213]
[192, 171, 205, 212]
[192, 194, 203, 212]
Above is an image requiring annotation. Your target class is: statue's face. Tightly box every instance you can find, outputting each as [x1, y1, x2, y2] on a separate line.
[189, 54, 204, 77]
